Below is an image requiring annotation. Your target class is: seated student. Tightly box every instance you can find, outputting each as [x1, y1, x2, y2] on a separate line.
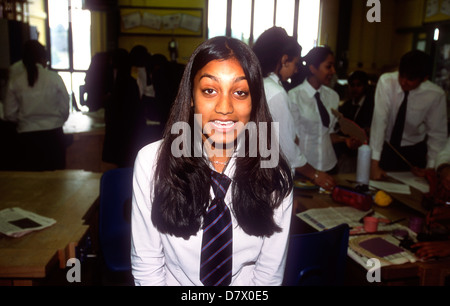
[131, 36, 294, 286]
[334, 70, 375, 173]
[370, 50, 448, 180]
[412, 137, 450, 259]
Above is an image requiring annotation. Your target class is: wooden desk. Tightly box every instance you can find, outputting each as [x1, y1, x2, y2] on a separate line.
[0, 170, 101, 285]
[292, 173, 450, 286]
[63, 111, 117, 173]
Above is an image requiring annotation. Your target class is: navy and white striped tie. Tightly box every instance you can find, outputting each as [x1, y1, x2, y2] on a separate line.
[200, 170, 232, 286]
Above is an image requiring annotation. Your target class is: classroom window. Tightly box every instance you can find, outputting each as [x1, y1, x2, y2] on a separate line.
[47, 0, 91, 112]
[207, 0, 321, 55]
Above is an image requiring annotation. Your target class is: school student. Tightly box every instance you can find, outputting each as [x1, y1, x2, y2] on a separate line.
[131, 36, 293, 286]
[288, 46, 340, 173]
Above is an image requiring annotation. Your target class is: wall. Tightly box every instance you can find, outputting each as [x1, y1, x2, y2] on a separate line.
[116, 0, 206, 63]
[346, 0, 427, 77]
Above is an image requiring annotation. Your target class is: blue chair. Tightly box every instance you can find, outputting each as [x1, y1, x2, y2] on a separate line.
[99, 167, 133, 272]
[282, 223, 350, 286]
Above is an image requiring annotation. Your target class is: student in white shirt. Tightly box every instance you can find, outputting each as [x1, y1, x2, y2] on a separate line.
[288, 46, 340, 173]
[131, 37, 293, 286]
[369, 50, 448, 180]
[4, 40, 70, 171]
[252, 27, 336, 190]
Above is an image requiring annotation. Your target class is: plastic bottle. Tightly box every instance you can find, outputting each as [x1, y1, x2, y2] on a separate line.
[356, 143, 371, 186]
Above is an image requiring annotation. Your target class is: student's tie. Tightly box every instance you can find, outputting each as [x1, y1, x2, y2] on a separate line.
[200, 170, 232, 286]
[314, 92, 330, 128]
[390, 91, 409, 147]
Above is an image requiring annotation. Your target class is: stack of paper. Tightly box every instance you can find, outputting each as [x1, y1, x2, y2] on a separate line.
[0, 207, 56, 238]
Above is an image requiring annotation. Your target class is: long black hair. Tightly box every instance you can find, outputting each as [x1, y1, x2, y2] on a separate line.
[252, 26, 302, 78]
[301, 46, 334, 77]
[151, 36, 293, 239]
[22, 40, 47, 87]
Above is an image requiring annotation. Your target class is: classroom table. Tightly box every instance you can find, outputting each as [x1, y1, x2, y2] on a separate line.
[291, 172, 450, 286]
[0, 170, 101, 286]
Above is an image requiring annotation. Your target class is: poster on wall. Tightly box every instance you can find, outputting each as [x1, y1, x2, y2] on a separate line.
[424, 0, 450, 22]
[120, 6, 203, 37]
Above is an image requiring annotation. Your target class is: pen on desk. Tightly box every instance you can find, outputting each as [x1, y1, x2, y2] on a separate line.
[387, 217, 406, 225]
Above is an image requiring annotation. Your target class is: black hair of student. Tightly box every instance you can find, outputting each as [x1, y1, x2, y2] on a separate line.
[152, 36, 293, 239]
[252, 26, 302, 78]
[302, 46, 334, 77]
[22, 40, 47, 87]
[399, 50, 432, 81]
[348, 70, 369, 85]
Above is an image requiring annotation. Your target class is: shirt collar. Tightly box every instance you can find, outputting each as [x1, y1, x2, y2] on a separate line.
[303, 79, 322, 99]
[268, 73, 282, 86]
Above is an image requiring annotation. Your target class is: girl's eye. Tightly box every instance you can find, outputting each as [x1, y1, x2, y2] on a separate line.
[235, 90, 249, 98]
[203, 88, 216, 95]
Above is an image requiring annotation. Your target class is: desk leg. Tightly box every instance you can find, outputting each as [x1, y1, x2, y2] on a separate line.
[420, 266, 450, 286]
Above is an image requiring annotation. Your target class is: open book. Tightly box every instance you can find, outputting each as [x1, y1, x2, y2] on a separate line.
[0, 207, 56, 238]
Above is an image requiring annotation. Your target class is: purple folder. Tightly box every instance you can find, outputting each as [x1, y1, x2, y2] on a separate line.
[359, 237, 404, 257]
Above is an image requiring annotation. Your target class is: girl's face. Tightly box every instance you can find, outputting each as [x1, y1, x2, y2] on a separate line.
[192, 57, 252, 149]
[310, 54, 336, 86]
[280, 55, 301, 82]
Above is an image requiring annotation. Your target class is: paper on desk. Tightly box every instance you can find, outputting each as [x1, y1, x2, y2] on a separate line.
[369, 180, 411, 194]
[387, 171, 430, 193]
[0, 207, 56, 238]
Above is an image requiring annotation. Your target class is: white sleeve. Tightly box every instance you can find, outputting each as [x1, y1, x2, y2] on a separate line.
[424, 92, 448, 168]
[268, 91, 308, 169]
[249, 190, 293, 285]
[370, 75, 391, 161]
[131, 143, 167, 286]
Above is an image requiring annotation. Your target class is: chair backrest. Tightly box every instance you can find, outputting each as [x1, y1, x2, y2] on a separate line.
[282, 223, 350, 286]
[99, 167, 133, 272]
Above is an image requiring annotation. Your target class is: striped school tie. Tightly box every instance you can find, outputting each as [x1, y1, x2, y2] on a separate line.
[200, 170, 232, 286]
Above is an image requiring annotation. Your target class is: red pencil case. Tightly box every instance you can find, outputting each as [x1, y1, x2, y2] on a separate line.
[331, 185, 373, 211]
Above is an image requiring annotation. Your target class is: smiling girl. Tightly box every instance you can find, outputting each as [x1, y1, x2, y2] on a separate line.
[131, 37, 293, 286]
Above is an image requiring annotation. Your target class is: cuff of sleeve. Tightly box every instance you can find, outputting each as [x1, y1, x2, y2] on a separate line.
[371, 150, 381, 161]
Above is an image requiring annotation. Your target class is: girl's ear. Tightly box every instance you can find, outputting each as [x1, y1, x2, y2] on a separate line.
[308, 64, 317, 75]
[191, 99, 194, 107]
[281, 54, 289, 67]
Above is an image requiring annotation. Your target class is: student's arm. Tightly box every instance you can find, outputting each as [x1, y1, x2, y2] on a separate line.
[424, 92, 448, 169]
[249, 191, 293, 285]
[131, 145, 166, 286]
[369, 75, 391, 180]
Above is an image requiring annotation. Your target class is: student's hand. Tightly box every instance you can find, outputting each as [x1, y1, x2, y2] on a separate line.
[370, 160, 386, 180]
[345, 137, 362, 150]
[438, 165, 450, 192]
[312, 171, 336, 191]
[411, 166, 427, 177]
[427, 206, 450, 224]
[411, 240, 450, 260]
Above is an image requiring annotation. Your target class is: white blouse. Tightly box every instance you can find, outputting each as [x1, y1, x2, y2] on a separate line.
[131, 140, 293, 286]
[288, 79, 339, 172]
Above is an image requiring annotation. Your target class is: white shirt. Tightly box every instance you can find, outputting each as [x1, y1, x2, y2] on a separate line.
[131, 140, 293, 286]
[4, 63, 70, 133]
[288, 79, 339, 172]
[263, 73, 308, 170]
[370, 71, 447, 168]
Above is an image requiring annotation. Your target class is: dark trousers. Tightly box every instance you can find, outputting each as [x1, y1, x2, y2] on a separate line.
[17, 127, 67, 171]
[379, 140, 427, 171]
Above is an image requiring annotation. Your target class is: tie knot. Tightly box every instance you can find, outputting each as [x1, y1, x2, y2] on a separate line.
[314, 92, 320, 100]
[211, 171, 231, 199]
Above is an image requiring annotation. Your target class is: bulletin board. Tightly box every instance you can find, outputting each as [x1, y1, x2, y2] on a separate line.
[119, 6, 203, 37]
[424, 0, 450, 23]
